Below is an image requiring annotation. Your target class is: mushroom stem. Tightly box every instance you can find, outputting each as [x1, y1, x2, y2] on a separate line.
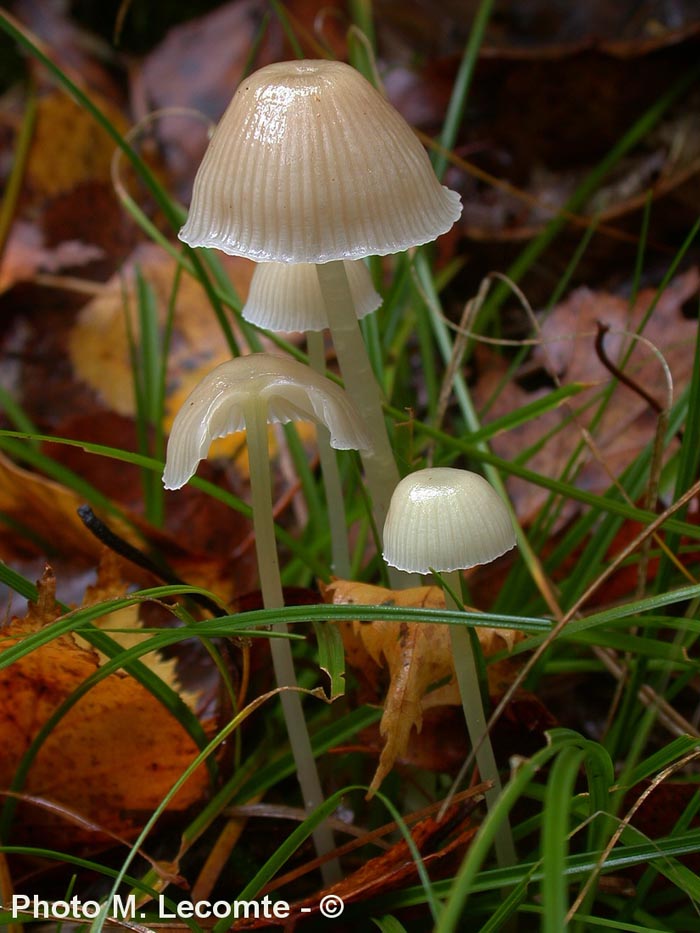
[243, 397, 339, 883]
[443, 570, 516, 869]
[316, 260, 418, 587]
[307, 330, 351, 577]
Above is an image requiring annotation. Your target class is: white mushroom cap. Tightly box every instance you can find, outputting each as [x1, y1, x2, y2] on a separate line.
[242, 259, 382, 332]
[163, 353, 372, 490]
[382, 468, 517, 574]
[179, 59, 462, 263]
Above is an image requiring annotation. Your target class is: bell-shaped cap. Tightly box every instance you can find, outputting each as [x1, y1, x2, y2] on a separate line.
[242, 259, 382, 332]
[383, 468, 516, 574]
[163, 353, 372, 489]
[179, 59, 462, 263]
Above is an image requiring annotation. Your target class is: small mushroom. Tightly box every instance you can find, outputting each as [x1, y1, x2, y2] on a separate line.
[163, 352, 371, 491]
[164, 352, 370, 879]
[242, 259, 381, 333]
[382, 467, 517, 866]
[382, 467, 516, 574]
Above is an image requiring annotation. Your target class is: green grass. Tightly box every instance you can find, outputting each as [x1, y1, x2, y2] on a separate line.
[1, 2, 700, 931]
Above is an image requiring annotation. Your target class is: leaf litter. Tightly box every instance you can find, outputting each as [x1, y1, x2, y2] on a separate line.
[1, 0, 699, 919]
[0, 562, 214, 848]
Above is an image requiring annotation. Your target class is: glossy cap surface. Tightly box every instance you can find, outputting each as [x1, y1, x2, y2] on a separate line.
[163, 353, 372, 489]
[179, 59, 462, 263]
[382, 467, 517, 573]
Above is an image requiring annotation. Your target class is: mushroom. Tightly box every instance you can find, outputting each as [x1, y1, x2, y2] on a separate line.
[242, 259, 381, 333]
[164, 352, 371, 878]
[179, 59, 462, 567]
[241, 258, 381, 575]
[383, 467, 517, 865]
[382, 468, 516, 574]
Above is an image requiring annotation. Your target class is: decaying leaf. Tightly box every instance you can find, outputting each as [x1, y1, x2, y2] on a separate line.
[75, 549, 203, 711]
[0, 220, 104, 294]
[0, 450, 137, 564]
[321, 580, 523, 795]
[0, 441, 245, 613]
[0, 566, 214, 846]
[26, 91, 126, 202]
[234, 806, 476, 929]
[471, 266, 700, 525]
[290, 810, 475, 924]
[66, 243, 312, 477]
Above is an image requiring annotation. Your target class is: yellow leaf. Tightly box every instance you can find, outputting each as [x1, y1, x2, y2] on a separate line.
[27, 91, 126, 199]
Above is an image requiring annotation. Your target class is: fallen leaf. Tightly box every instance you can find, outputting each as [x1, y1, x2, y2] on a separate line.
[76, 549, 202, 711]
[65, 243, 288, 477]
[137, 0, 277, 200]
[26, 90, 126, 203]
[235, 807, 476, 928]
[67, 242, 252, 416]
[0, 449, 137, 565]
[0, 566, 214, 847]
[321, 579, 523, 795]
[291, 811, 475, 922]
[471, 267, 700, 525]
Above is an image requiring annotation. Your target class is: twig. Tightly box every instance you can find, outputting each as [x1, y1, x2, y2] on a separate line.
[77, 505, 227, 618]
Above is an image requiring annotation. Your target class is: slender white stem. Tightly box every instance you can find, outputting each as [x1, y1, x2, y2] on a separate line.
[307, 330, 351, 578]
[443, 570, 516, 869]
[243, 399, 339, 883]
[316, 260, 419, 587]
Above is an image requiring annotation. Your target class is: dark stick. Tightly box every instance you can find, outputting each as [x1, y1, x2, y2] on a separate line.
[594, 321, 683, 444]
[77, 505, 228, 618]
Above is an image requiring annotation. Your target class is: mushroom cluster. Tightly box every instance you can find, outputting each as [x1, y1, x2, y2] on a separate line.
[179, 58, 462, 548]
[164, 57, 495, 873]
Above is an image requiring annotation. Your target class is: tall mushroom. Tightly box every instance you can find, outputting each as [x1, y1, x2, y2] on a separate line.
[383, 467, 517, 866]
[179, 59, 462, 563]
[164, 352, 371, 879]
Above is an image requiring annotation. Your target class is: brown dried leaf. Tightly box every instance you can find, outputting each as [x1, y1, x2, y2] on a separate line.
[321, 579, 523, 795]
[77, 550, 202, 711]
[65, 243, 278, 476]
[0, 567, 213, 847]
[0, 450, 137, 564]
[292, 811, 475, 920]
[235, 808, 476, 928]
[472, 267, 700, 524]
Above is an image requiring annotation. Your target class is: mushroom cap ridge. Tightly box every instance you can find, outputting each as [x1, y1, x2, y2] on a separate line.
[382, 467, 517, 574]
[179, 59, 462, 263]
[163, 353, 372, 490]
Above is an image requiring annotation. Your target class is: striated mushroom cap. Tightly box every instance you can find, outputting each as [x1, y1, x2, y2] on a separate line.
[163, 353, 372, 490]
[179, 59, 462, 263]
[242, 259, 382, 332]
[382, 467, 516, 574]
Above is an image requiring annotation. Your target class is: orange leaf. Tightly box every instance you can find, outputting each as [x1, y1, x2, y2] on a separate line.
[321, 580, 523, 795]
[0, 567, 213, 847]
